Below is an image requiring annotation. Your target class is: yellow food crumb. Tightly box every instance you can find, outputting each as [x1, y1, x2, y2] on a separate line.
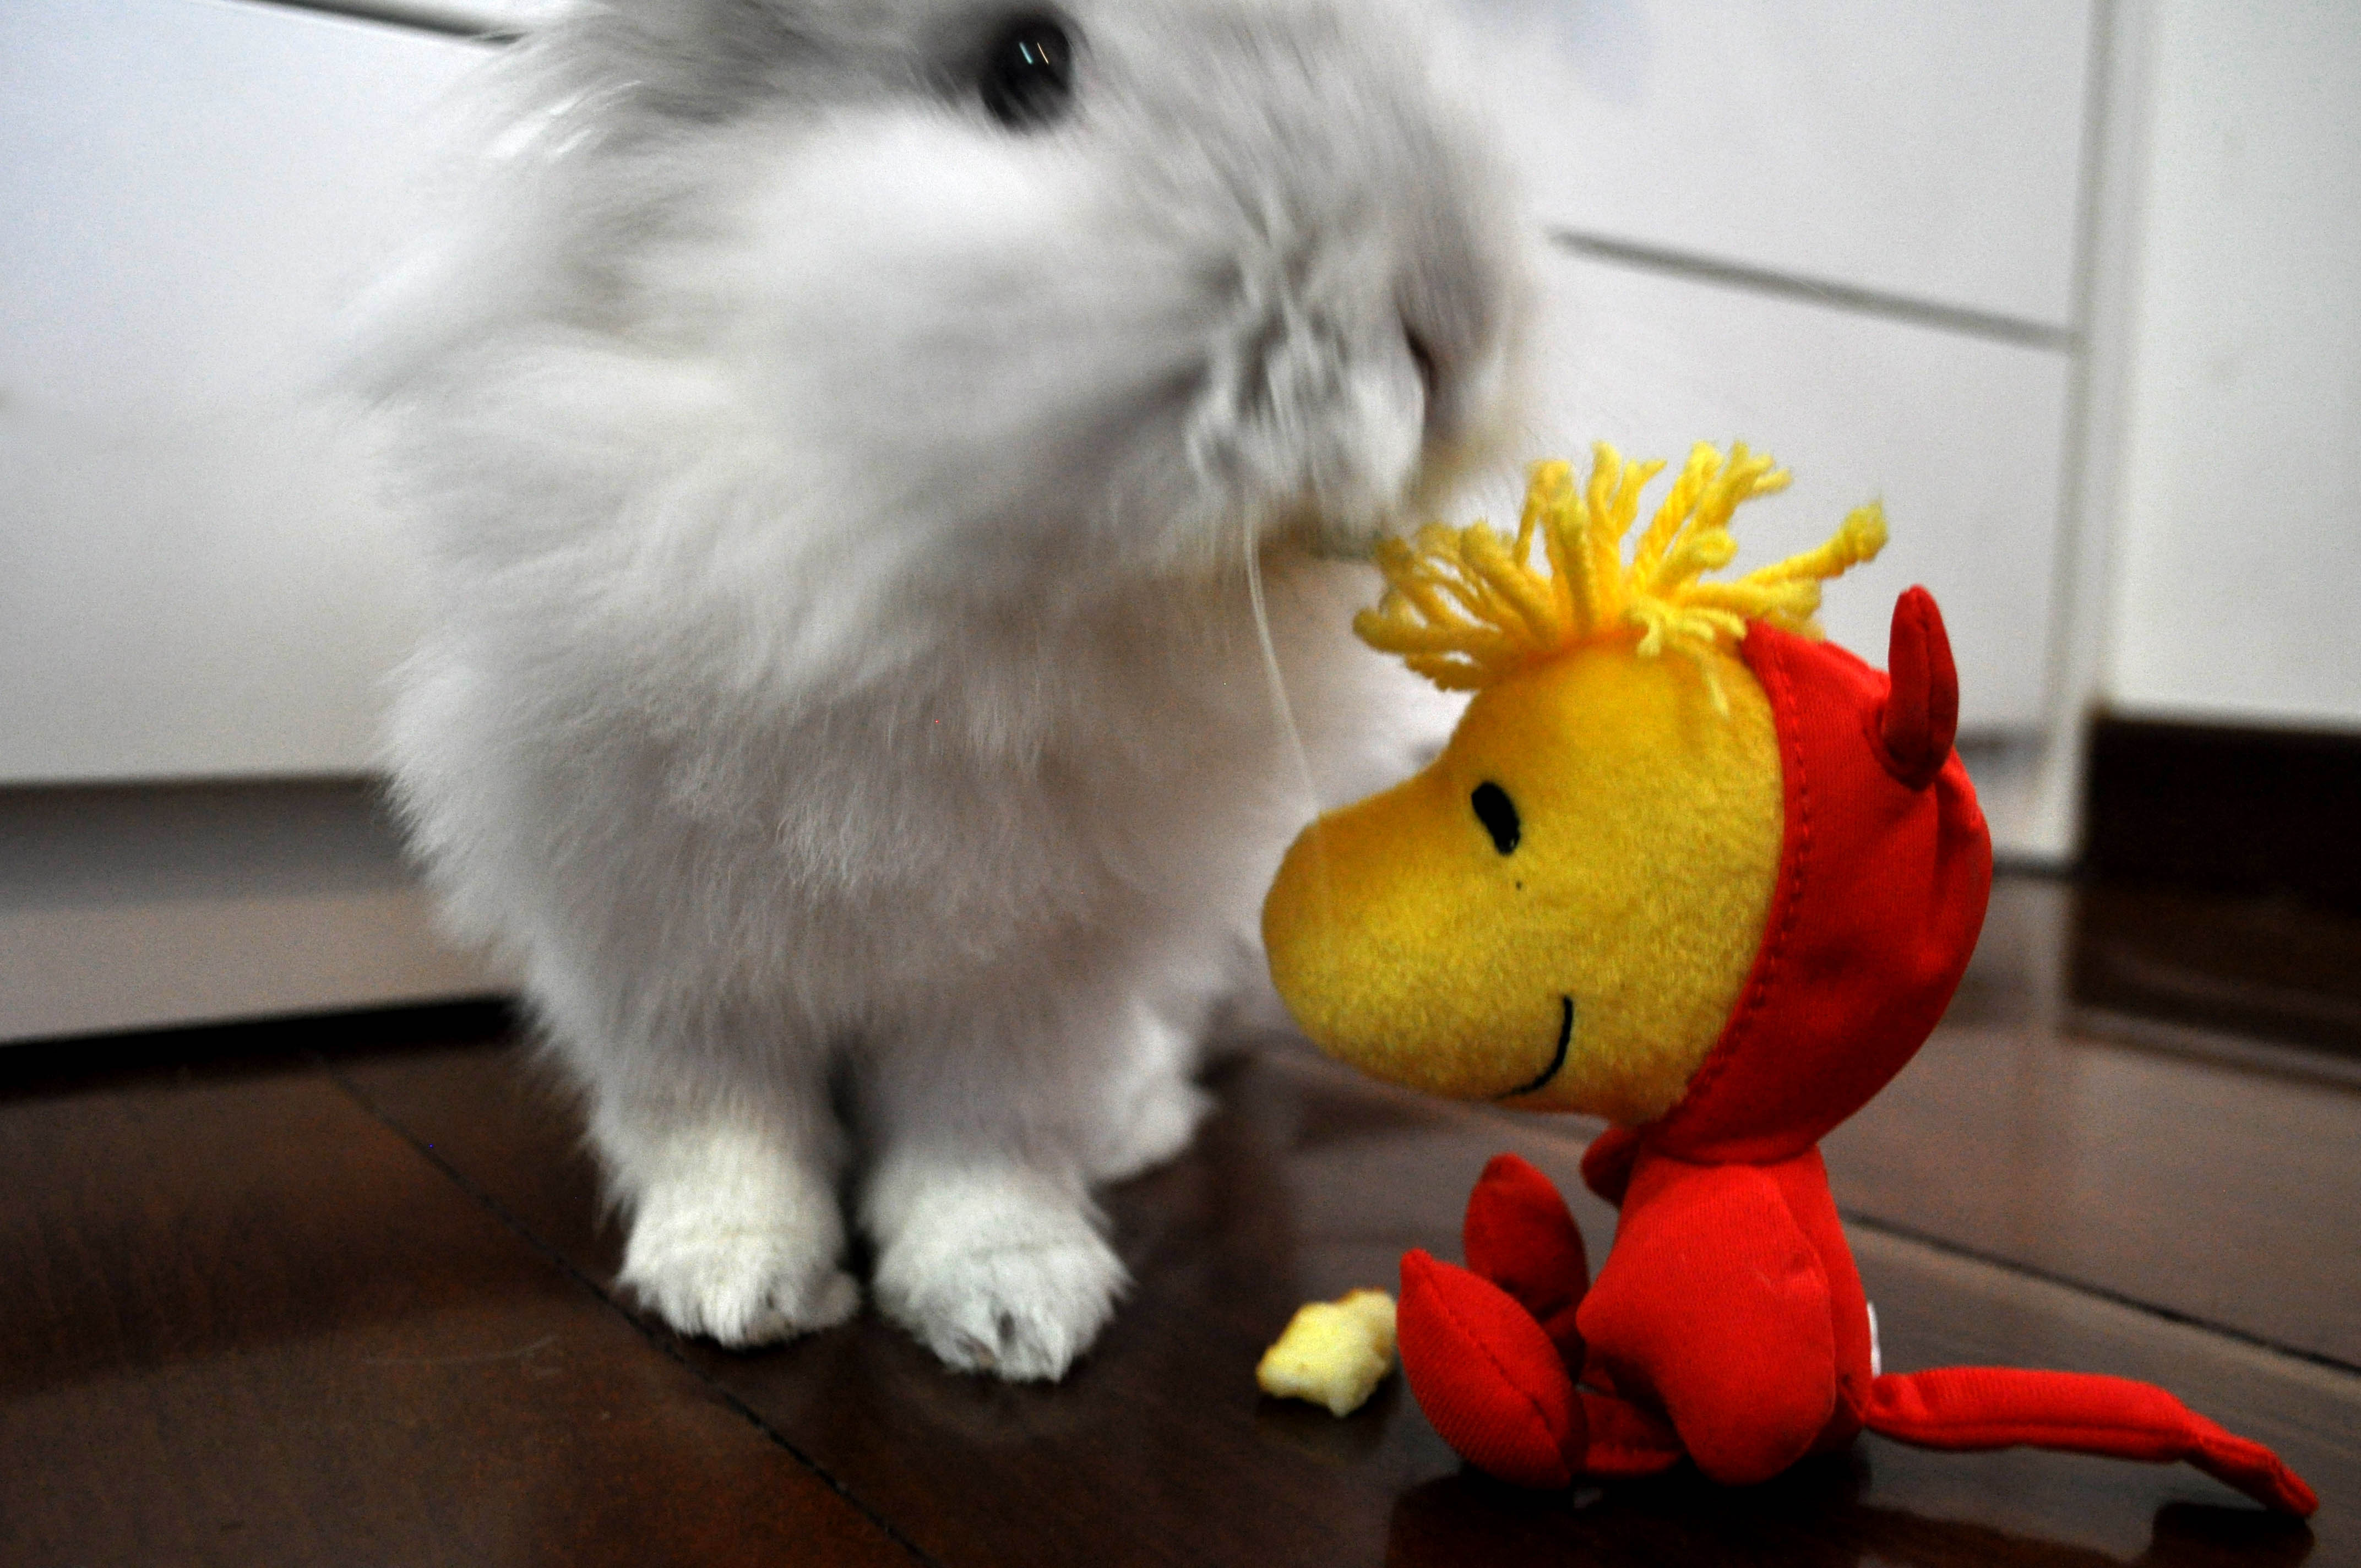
[1255, 1288, 1398, 1416]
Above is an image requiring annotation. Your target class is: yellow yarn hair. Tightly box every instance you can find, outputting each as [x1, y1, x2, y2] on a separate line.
[1356, 443, 1887, 706]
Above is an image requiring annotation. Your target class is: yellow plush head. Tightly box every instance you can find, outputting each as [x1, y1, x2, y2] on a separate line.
[1262, 444, 1885, 1124]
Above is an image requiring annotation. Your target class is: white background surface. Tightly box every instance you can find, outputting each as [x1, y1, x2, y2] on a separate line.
[1523, 250, 2070, 731]
[1471, 0, 2095, 328]
[0, 783, 498, 1042]
[2105, 0, 2361, 731]
[0, 0, 489, 782]
[0, 0, 2095, 785]
[5, 0, 2357, 1036]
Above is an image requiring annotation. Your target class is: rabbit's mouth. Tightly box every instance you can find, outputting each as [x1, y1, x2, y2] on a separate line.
[1266, 504, 1396, 563]
[1277, 425, 1511, 563]
[1184, 312, 1438, 554]
[1176, 255, 1519, 567]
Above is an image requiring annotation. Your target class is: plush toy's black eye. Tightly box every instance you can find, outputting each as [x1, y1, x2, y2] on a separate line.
[979, 14, 1076, 129]
[1472, 782, 1520, 856]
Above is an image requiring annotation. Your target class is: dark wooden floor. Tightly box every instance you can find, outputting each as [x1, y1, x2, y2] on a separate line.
[6, 876, 2357, 1567]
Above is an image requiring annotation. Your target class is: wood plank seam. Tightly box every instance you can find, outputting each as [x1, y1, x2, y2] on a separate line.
[1252, 1043, 2361, 1381]
[323, 1058, 948, 1568]
[2069, 1009, 2361, 1095]
[1841, 1207, 2361, 1382]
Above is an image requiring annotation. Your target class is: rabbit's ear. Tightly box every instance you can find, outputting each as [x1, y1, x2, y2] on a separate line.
[1877, 587, 1959, 791]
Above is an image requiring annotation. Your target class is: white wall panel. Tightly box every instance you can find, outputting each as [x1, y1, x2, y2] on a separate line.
[0, 783, 499, 1043]
[1462, 0, 2093, 328]
[1514, 246, 2071, 731]
[0, 0, 491, 782]
[2106, 0, 2361, 732]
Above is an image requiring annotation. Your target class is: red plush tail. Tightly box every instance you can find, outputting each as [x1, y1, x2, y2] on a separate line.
[1864, 1369, 2317, 1516]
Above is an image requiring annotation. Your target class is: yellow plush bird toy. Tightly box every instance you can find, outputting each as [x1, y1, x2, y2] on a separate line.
[1253, 444, 2316, 1516]
[1262, 442, 1886, 1124]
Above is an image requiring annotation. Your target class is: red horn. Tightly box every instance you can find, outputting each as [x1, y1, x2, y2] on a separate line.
[1878, 587, 1959, 789]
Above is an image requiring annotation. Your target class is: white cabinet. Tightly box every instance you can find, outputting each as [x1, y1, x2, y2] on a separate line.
[1467, 0, 2095, 328]
[2107, 0, 2361, 732]
[0, 0, 492, 783]
[0, 0, 2129, 1039]
[1521, 248, 2071, 732]
[1443, 0, 2103, 828]
[2, 0, 2097, 802]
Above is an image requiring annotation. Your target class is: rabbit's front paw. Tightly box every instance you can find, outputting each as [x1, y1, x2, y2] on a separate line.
[873, 1174, 1127, 1382]
[1084, 1071, 1212, 1185]
[619, 1201, 859, 1349]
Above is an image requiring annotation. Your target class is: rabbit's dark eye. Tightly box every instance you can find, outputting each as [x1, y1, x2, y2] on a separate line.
[1472, 782, 1520, 856]
[980, 14, 1076, 129]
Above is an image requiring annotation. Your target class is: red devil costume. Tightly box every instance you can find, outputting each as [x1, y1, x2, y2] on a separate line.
[1394, 591, 2318, 1516]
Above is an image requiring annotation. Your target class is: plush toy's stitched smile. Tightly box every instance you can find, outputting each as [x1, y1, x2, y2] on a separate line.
[1500, 995, 1573, 1100]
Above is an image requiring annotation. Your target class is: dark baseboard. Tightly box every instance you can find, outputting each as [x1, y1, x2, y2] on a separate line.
[0, 997, 519, 1097]
[2074, 717, 2361, 1063]
[2070, 883, 2361, 1065]
[2083, 717, 2361, 913]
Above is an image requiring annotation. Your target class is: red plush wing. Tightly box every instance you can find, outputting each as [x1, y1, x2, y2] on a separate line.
[1461, 1154, 1589, 1365]
[1575, 1163, 1838, 1485]
[1397, 1250, 1581, 1488]
[1579, 1125, 1644, 1208]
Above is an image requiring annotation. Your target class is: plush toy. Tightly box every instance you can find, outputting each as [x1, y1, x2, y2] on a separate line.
[1261, 444, 2316, 1515]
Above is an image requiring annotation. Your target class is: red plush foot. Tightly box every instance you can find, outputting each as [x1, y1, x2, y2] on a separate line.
[1399, 1250, 1581, 1488]
[1575, 1389, 1685, 1479]
[1461, 1154, 1590, 1364]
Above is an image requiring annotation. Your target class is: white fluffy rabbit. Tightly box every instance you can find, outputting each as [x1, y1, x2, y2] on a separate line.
[368, 0, 1530, 1380]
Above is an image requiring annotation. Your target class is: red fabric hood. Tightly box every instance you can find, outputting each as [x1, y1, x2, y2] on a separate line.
[1644, 590, 1993, 1164]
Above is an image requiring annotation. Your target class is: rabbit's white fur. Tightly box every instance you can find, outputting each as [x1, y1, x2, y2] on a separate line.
[371, 0, 1530, 1380]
